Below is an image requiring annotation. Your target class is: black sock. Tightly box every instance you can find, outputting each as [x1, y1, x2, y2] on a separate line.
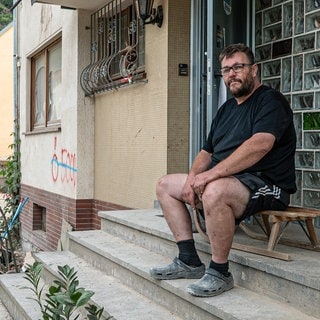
[209, 260, 230, 277]
[177, 239, 202, 267]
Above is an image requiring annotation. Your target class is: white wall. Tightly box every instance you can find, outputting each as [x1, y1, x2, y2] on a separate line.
[18, 2, 94, 199]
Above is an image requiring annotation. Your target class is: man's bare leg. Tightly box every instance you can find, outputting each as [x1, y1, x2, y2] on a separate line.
[187, 177, 250, 297]
[202, 176, 250, 263]
[150, 174, 205, 280]
[156, 173, 193, 241]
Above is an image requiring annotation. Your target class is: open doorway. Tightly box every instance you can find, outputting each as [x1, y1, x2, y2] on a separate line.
[190, 0, 254, 163]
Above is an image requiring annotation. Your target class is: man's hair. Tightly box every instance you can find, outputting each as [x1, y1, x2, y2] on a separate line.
[219, 43, 255, 65]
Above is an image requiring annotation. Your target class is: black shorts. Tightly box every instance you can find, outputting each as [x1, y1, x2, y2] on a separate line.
[234, 172, 290, 225]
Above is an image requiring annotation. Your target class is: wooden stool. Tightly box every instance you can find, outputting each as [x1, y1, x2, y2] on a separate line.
[193, 207, 320, 261]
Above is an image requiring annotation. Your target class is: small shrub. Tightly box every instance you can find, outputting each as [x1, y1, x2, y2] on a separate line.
[23, 261, 106, 320]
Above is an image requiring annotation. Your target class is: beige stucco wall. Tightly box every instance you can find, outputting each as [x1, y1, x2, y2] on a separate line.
[94, 0, 191, 208]
[18, 3, 94, 199]
[167, 1, 190, 174]
[0, 23, 14, 160]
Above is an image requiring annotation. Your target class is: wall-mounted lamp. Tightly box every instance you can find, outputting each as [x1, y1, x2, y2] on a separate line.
[135, 0, 163, 28]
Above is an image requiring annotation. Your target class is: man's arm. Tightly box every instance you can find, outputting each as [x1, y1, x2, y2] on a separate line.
[189, 150, 213, 177]
[191, 132, 275, 195]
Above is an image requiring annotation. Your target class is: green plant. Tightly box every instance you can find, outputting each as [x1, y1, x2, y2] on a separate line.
[0, 0, 13, 30]
[0, 133, 21, 215]
[1, 0, 13, 8]
[0, 206, 18, 273]
[0, 133, 21, 273]
[23, 262, 106, 320]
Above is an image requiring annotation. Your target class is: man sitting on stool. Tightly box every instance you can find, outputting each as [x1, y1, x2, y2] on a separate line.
[150, 43, 296, 297]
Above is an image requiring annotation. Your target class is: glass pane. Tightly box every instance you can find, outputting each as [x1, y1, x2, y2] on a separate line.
[282, 58, 291, 93]
[304, 171, 320, 188]
[256, 12, 262, 45]
[283, 3, 293, 37]
[263, 6, 281, 26]
[262, 78, 280, 91]
[256, 0, 271, 11]
[255, 44, 271, 62]
[293, 113, 302, 149]
[294, 34, 315, 53]
[305, 52, 320, 70]
[294, 0, 304, 35]
[305, 132, 320, 148]
[293, 55, 303, 91]
[292, 93, 314, 110]
[295, 151, 314, 168]
[48, 42, 62, 122]
[34, 54, 45, 126]
[263, 60, 281, 77]
[306, 0, 320, 12]
[303, 190, 320, 208]
[306, 12, 320, 32]
[305, 72, 320, 90]
[303, 112, 320, 130]
[263, 23, 282, 42]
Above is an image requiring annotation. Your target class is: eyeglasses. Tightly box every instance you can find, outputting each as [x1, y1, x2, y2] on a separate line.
[220, 63, 253, 76]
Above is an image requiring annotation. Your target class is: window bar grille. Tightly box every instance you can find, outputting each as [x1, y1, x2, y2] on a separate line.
[80, 0, 145, 96]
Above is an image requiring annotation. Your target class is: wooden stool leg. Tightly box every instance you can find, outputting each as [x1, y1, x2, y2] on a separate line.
[305, 219, 318, 247]
[262, 214, 271, 236]
[267, 221, 281, 251]
[193, 209, 209, 242]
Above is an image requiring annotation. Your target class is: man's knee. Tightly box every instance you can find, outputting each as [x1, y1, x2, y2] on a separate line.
[202, 178, 234, 200]
[202, 177, 250, 213]
[156, 175, 169, 197]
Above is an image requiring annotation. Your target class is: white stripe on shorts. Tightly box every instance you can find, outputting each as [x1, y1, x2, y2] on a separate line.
[251, 185, 281, 199]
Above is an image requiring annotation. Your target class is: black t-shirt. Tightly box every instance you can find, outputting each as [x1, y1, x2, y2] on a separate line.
[202, 85, 297, 193]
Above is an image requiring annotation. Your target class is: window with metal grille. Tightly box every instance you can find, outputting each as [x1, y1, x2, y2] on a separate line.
[80, 0, 145, 95]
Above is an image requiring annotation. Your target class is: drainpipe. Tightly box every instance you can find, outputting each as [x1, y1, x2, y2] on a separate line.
[11, 1, 21, 161]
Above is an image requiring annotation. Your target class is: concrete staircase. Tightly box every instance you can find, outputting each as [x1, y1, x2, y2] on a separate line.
[0, 208, 320, 319]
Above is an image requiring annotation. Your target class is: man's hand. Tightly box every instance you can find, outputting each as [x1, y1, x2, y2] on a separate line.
[190, 173, 208, 200]
[191, 170, 219, 199]
[185, 150, 213, 204]
[181, 177, 198, 208]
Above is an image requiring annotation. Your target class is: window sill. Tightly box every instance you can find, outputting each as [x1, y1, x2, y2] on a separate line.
[23, 126, 61, 136]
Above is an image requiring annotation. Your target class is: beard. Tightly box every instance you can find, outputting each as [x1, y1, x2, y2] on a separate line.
[227, 73, 255, 98]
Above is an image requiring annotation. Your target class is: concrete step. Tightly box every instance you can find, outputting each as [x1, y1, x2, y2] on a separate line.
[99, 209, 320, 318]
[0, 293, 13, 320]
[0, 273, 42, 320]
[34, 250, 183, 320]
[64, 229, 317, 320]
[1, 208, 319, 319]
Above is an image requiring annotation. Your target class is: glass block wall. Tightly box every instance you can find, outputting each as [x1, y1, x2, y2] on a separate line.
[255, 0, 320, 226]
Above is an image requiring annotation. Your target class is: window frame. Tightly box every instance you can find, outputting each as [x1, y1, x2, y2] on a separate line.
[30, 37, 62, 132]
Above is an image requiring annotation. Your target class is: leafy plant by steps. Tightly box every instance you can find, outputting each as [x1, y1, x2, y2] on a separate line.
[23, 262, 109, 320]
[0, 133, 22, 273]
[0, 133, 21, 216]
[0, 205, 18, 273]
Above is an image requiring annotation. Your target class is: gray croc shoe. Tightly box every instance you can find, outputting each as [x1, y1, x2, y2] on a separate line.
[187, 268, 234, 297]
[150, 257, 205, 280]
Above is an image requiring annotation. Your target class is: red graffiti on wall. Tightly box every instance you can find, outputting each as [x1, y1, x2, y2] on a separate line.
[51, 137, 77, 187]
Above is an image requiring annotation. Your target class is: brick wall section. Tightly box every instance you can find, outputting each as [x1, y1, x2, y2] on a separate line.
[20, 184, 131, 251]
[91, 199, 129, 230]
